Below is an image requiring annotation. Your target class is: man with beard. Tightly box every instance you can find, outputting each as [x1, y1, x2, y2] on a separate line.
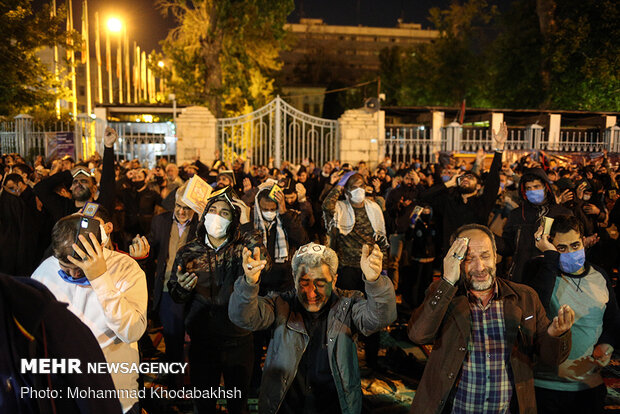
[497, 168, 573, 282]
[228, 242, 396, 414]
[420, 124, 507, 254]
[408, 223, 575, 414]
[34, 127, 118, 222]
[120, 168, 162, 237]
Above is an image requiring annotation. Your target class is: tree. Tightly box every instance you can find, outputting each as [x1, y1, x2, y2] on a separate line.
[381, 0, 620, 111]
[0, 0, 73, 117]
[380, 0, 497, 108]
[158, 0, 293, 117]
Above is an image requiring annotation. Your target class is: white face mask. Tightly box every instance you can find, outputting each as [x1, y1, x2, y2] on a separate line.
[583, 194, 591, 201]
[204, 213, 231, 239]
[99, 223, 109, 248]
[262, 211, 277, 222]
[348, 187, 366, 204]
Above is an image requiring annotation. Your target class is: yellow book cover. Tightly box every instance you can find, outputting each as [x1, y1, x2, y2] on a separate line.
[181, 175, 213, 215]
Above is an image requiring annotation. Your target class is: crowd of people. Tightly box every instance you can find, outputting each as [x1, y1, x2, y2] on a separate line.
[1, 123, 620, 414]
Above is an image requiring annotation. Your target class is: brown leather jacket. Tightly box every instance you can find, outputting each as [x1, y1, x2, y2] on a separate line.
[408, 278, 571, 414]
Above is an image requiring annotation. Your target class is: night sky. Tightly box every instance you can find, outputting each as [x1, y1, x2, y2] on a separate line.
[37, 0, 511, 53]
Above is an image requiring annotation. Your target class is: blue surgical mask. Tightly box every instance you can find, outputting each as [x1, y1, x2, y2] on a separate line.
[57, 270, 90, 286]
[559, 249, 585, 274]
[414, 163, 421, 170]
[526, 189, 545, 205]
[441, 175, 451, 182]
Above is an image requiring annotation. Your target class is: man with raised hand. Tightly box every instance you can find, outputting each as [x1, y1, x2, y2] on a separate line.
[408, 223, 574, 414]
[34, 127, 118, 222]
[228, 242, 396, 414]
[526, 215, 620, 414]
[32, 214, 147, 413]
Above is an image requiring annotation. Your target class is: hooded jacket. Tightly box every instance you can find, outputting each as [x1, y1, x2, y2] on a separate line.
[168, 191, 270, 341]
[497, 168, 572, 282]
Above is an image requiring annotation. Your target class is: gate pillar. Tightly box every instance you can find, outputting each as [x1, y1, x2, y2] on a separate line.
[176, 106, 217, 165]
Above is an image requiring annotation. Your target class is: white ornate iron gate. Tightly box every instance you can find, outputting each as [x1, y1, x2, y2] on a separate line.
[108, 122, 176, 165]
[217, 96, 339, 168]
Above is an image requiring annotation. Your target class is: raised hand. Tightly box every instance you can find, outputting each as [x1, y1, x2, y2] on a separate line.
[557, 189, 573, 204]
[295, 182, 307, 202]
[360, 244, 383, 282]
[443, 237, 469, 285]
[231, 198, 251, 224]
[575, 182, 587, 200]
[584, 233, 600, 248]
[372, 177, 381, 193]
[243, 247, 266, 284]
[534, 225, 556, 252]
[103, 127, 118, 148]
[129, 235, 150, 259]
[243, 177, 252, 193]
[492, 122, 508, 150]
[273, 189, 286, 214]
[176, 265, 197, 291]
[66, 233, 107, 281]
[547, 304, 574, 337]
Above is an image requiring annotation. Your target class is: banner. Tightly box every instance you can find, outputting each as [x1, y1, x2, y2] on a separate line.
[46, 132, 75, 160]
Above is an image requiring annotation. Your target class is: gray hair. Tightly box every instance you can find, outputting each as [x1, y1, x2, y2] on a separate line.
[291, 243, 338, 283]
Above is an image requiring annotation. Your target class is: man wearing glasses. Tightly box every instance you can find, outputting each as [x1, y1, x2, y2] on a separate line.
[146, 182, 198, 387]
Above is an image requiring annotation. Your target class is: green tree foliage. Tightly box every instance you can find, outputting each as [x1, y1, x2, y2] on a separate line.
[381, 0, 620, 111]
[0, 1, 72, 117]
[158, 0, 293, 117]
[380, 0, 497, 108]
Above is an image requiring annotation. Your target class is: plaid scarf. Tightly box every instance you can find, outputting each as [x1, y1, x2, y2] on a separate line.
[254, 202, 288, 263]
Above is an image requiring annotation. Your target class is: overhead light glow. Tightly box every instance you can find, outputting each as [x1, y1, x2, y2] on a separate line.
[107, 17, 122, 33]
[157, 60, 165, 68]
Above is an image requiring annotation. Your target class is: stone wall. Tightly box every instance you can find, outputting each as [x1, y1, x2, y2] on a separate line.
[175, 106, 217, 165]
[337, 109, 384, 167]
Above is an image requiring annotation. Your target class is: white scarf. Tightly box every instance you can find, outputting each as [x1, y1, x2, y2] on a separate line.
[254, 197, 289, 263]
[331, 198, 386, 237]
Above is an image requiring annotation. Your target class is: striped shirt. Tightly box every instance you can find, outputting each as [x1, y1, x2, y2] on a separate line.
[453, 285, 513, 414]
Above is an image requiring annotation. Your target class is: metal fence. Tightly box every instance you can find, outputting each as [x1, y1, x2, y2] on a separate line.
[539, 129, 607, 152]
[108, 122, 176, 166]
[217, 97, 339, 168]
[381, 124, 620, 164]
[380, 126, 434, 164]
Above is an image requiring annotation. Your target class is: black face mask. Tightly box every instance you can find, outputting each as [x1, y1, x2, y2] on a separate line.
[155, 176, 165, 186]
[133, 180, 145, 189]
[420, 213, 431, 222]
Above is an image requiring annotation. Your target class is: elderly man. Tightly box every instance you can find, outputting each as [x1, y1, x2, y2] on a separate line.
[408, 223, 575, 414]
[228, 242, 397, 414]
[147, 183, 198, 387]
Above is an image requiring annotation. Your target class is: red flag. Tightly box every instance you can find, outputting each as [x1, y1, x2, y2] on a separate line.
[459, 99, 466, 124]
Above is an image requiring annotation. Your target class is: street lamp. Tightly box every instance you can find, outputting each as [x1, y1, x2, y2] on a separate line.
[157, 60, 165, 68]
[107, 17, 122, 33]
